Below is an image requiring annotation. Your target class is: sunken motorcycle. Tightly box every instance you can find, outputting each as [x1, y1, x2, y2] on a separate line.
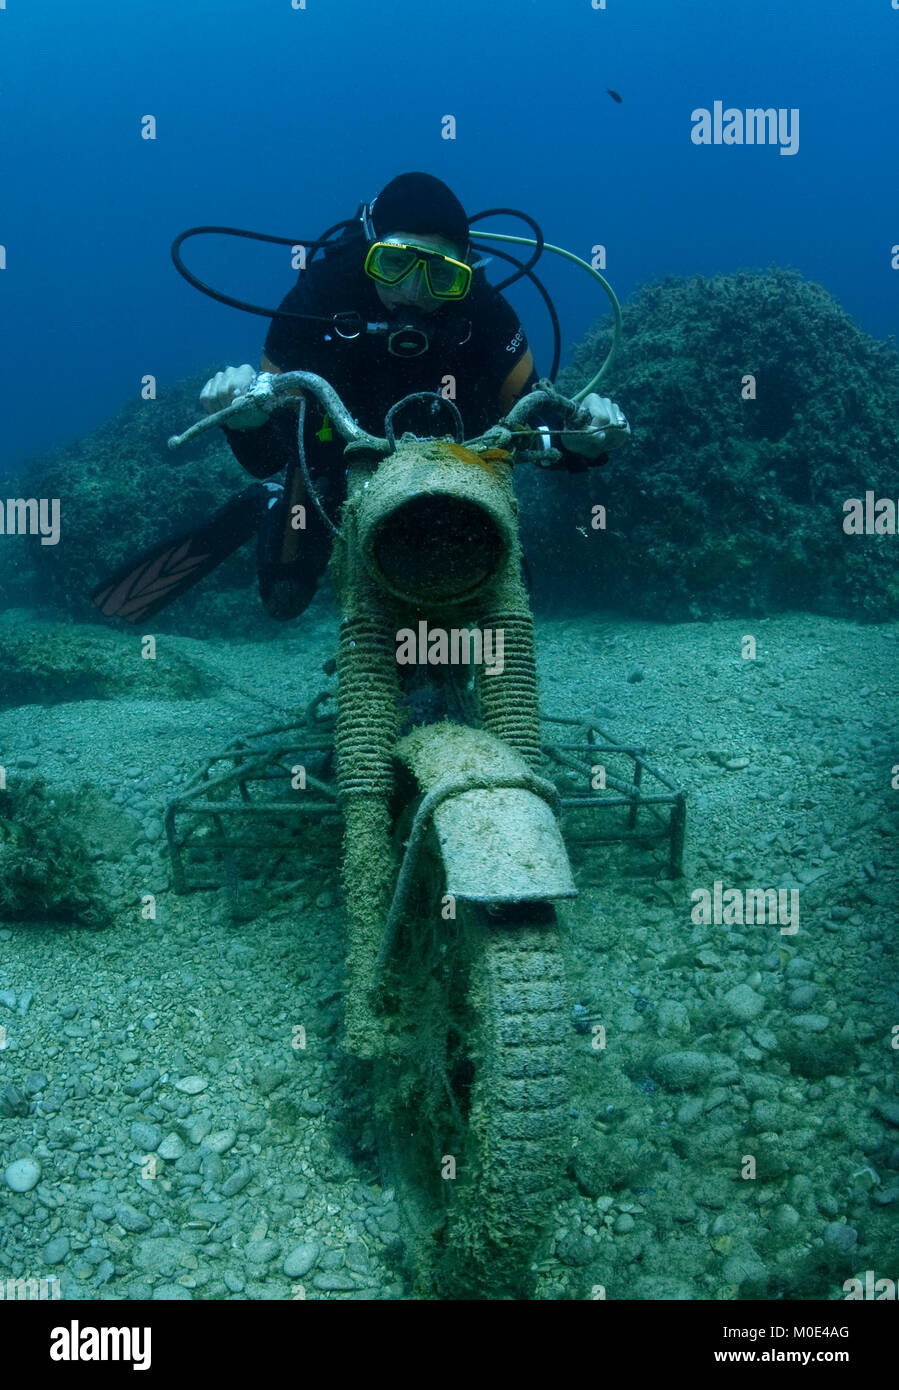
[170, 371, 607, 1298]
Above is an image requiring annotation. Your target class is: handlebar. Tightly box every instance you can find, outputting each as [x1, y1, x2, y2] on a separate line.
[167, 370, 613, 460]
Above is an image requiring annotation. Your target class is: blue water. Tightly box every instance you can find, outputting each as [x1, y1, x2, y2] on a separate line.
[1, 0, 896, 473]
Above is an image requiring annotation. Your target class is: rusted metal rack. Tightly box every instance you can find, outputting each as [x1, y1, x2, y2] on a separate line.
[165, 697, 686, 897]
[539, 711, 686, 877]
[164, 694, 340, 897]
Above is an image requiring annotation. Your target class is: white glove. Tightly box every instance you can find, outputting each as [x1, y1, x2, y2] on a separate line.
[199, 363, 268, 429]
[561, 393, 630, 458]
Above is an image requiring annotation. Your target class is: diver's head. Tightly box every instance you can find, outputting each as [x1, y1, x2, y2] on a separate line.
[368, 229, 469, 315]
[362, 173, 471, 316]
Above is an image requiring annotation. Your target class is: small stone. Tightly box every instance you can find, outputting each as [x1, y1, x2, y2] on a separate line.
[188, 1201, 230, 1222]
[91, 1260, 115, 1288]
[16, 756, 39, 769]
[723, 756, 750, 770]
[43, 1235, 70, 1264]
[152, 1284, 193, 1300]
[626, 665, 644, 684]
[115, 1204, 151, 1233]
[224, 1269, 245, 1293]
[133, 1236, 191, 1273]
[771, 1204, 801, 1232]
[5, 1157, 41, 1192]
[676, 1097, 704, 1125]
[0, 990, 16, 1010]
[652, 1051, 712, 1090]
[130, 1122, 163, 1151]
[283, 1242, 320, 1278]
[787, 985, 817, 1010]
[174, 1076, 208, 1095]
[822, 1222, 857, 1253]
[346, 1243, 369, 1274]
[312, 1273, 356, 1291]
[614, 1213, 635, 1234]
[793, 1014, 830, 1032]
[255, 1066, 285, 1097]
[657, 1000, 690, 1036]
[203, 1129, 236, 1155]
[221, 1165, 252, 1198]
[225, 942, 256, 964]
[876, 1103, 899, 1128]
[245, 1239, 280, 1265]
[751, 1099, 780, 1130]
[722, 983, 765, 1022]
[157, 1132, 186, 1161]
[123, 1068, 159, 1097]
[201, 1151, 223, 1183]
[722, 1247, 768, 1292]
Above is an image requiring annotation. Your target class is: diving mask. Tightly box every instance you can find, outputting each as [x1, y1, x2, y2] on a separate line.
[364, 240, 472, 301]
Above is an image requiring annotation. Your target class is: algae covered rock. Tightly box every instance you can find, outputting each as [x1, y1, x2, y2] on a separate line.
[0, 617, 212, 707]
[0, 778, 113, 927]
[6, 372, 263, 636]
[521, 268, 899, 620]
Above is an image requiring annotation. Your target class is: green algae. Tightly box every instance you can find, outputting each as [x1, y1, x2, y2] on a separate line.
[0, 778, 113, 927]
[521, 267, 899, 621]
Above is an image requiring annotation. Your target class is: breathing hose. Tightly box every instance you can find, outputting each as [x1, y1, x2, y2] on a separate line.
[468, 231, 622, 397]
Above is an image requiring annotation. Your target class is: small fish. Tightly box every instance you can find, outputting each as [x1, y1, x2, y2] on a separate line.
[576, 525, 588, 538]
[606, 89, 623, 103]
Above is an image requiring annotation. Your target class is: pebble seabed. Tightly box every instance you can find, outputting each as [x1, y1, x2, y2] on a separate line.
[0, 607, 896, 1301]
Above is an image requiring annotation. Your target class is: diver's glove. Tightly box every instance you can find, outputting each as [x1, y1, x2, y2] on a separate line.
[561, 394, 631, 459]
[200, 364, 268, 429]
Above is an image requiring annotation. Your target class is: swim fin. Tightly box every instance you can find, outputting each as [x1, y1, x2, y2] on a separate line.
[91, 483, 272, 623]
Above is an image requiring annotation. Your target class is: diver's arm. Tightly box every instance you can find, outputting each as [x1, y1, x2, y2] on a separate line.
[498, 350, 536, 415]
[220, 354, 305, 481]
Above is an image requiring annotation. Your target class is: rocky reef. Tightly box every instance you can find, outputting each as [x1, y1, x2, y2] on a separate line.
[0, 616, 212, 708]
[520, 267, 899, 620]
[5, 372, 262, 636]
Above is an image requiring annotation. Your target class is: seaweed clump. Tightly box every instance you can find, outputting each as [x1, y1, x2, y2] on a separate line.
[0, 779, 112, 927]
[520, 268, 899, 620]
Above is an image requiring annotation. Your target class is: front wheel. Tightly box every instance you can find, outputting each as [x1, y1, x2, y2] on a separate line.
[375, 885, 570, 1300]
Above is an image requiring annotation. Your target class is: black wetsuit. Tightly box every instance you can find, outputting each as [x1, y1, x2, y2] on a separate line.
[222, 225, 566, 616]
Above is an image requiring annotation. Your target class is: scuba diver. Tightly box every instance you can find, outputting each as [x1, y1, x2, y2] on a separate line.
[92, 172, 629, 623]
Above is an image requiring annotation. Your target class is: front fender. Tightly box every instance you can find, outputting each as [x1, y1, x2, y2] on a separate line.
[396, 722, 576, 904]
